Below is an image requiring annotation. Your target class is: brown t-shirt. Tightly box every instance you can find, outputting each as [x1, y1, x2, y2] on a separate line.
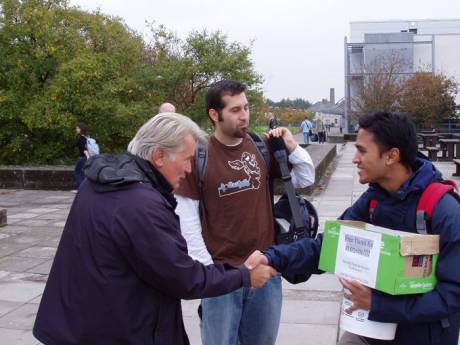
[176, 134, 276, 265]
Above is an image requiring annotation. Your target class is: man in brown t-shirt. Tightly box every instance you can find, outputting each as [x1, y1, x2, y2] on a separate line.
[175, 80, 315, 345]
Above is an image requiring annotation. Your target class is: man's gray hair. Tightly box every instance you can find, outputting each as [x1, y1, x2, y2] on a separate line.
[127, 112, 207, 160]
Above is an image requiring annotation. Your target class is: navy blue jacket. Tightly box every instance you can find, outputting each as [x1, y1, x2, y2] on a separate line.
[264, 157, 460, 345]
[33, 153, 250, 345]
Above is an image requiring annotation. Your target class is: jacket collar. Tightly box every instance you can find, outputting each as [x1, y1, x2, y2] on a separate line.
[369, 156, 442, 200]
[128, 153, 177, 209]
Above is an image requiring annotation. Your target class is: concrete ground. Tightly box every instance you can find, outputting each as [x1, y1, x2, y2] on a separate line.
[0, 141, 458, 345]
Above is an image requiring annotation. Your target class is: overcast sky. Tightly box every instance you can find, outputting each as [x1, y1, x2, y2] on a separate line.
[70, 0, 460, 103]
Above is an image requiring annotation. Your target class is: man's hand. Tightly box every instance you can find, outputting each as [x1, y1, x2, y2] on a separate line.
[249, 264, 277, 288]
[264, 127, 297, 153]
[339, 278, 372, 313]
[244, 250, 269, 270]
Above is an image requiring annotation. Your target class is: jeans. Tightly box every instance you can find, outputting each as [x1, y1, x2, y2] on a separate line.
[201, 274, 282, 345]
[303, 132, 310, 144]
[74, 156, 86, 188]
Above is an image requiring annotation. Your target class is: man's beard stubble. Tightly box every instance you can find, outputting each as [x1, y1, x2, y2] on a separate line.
[234, 127, 247, 138]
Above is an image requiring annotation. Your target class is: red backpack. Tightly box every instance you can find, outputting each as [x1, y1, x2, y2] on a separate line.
[369, 180, 460, 234]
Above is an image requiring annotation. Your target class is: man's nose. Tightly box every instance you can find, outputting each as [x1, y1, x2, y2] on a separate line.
[352, 153, 360, 164]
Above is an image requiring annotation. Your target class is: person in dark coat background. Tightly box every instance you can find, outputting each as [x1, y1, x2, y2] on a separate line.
[33, 112, 276, 345]
[245, 111, 460, 345]
[269, 115, 280, 129]
[74, 122, 89, 189]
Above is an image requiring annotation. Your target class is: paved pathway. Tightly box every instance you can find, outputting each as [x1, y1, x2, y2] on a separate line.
[0, 142, 458, 345]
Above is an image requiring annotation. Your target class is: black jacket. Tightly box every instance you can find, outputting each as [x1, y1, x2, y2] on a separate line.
[33, 153, 250, 345]
[76, 134, 87, 157]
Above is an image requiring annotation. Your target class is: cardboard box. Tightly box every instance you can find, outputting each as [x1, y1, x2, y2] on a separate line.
[319, 220, 440, 295]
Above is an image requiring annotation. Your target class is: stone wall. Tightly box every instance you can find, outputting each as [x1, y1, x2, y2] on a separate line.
[0, 166, 74, 190]
[1, 144, 337, 194]
[344, 133, 357, 141]
[327, 134, 345, 144]
[273, 143, 336, 195]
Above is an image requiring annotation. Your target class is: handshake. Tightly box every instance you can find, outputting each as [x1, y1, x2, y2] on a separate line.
[244, 250, 277, 288]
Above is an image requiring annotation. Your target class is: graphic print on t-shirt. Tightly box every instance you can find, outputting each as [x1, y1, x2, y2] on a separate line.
[218, 151, 261, 197]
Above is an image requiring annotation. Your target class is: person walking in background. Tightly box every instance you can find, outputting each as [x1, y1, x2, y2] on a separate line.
[269, 115, 280, 129]
[300, 116, 313, 144]
[74, 123, 89, 189]
[316, 117, 326, 144]
[159, 102, 176, 113]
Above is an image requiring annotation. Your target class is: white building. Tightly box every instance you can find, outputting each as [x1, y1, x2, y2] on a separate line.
[344, 19, 460, 132]
[308, 88, 345, 132]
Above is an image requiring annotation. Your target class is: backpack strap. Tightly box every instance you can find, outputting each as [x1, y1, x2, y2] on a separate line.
[416, 181, 458, 234]
[194, 142, 208, 224]
[247, 132, 270, 172]
[247, 132, 274, 205]
[271, 137, 305, 233]
[195, 142, 208, 194]
[418, 180, 458, 329]
[368, 180, 459, 232]
[369, 199, 378, 223]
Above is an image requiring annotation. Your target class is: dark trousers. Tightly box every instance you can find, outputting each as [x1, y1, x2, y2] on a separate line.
[74, 156, 87, 188]
[318, 131, 326, 144]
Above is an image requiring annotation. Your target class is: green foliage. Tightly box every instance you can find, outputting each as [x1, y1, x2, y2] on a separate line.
[352, 54, 406, 115]
[266, 98, 312, 109]
[400, 72, 458, 128]
[352, 54, 458, 127]
[0, 0, 157, 164]
[0, 1, 263, 164]
[145, 24, 263, 126]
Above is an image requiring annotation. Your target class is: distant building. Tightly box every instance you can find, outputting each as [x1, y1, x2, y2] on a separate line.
[344, 19, 460, 132]
[308, 88, 345, 130]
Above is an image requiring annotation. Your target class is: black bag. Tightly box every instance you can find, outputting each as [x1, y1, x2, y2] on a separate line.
[274, 194, 318, 244]
[310, 133, 318, 142]
[269, 137, 319, 284]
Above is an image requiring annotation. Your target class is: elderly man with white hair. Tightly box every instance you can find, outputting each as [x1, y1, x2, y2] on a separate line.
[33, 112, 276, 345]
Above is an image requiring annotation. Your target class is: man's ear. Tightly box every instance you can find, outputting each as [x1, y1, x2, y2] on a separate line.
[208, 109, 219, 124]
[151, 148, 166, 168]
[386, 148, 401, 166]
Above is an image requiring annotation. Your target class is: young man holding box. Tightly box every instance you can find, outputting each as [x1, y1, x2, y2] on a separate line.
[247, 111, 460, 345]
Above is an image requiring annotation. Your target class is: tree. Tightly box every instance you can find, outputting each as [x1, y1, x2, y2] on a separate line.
[400, 72, 458, 128]
[145, 24, 263, 126]
[266, 98, 312, 109]
[0, 0, 158, 164]
[352, 53, 407, 115]
[0, 1, 264, 164]
[266, 106, 313, 126]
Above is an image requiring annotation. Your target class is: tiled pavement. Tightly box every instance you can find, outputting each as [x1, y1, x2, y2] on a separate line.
[0, 142, 458, 345]
[0, 190, 73, 345]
